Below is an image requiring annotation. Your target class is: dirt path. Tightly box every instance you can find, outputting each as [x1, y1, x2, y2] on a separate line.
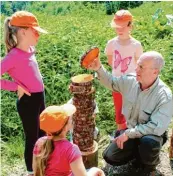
[156, 128, 173, 176]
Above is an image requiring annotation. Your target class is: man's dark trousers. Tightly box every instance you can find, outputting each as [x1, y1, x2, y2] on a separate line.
[103, 130, 164, 172]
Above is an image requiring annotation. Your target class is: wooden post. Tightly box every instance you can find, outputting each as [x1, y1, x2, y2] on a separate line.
[169, 129, 173, 158]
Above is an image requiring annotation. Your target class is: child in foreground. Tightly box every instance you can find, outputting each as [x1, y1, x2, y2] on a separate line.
[33, 104, 105, 176]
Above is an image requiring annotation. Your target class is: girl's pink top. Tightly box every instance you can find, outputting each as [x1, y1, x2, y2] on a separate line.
[33, 137, 81, 176]
[1, 47, 44, 92]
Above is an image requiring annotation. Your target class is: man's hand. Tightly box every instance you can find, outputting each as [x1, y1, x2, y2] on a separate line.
[17, 85, 31, 99]
[114, 132, 128, 149]
[88, 57, 102, 71]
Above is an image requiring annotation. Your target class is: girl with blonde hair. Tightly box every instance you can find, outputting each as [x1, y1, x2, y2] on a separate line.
[1, 11, 48, 175]
[33, 104, 105, 176]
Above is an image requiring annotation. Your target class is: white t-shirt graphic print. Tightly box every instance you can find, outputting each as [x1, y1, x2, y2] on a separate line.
[105, 37, 143, 76]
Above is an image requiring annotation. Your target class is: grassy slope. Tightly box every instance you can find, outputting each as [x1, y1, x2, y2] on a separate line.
[1, 2, 173, 175]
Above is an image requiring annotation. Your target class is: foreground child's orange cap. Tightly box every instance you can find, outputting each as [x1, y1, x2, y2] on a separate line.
[111, 10, 133, 28]
[10, 11, 48, 34]
[40, 104, 76, 134]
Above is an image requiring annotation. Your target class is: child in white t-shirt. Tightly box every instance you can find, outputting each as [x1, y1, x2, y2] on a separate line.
[105, 10, 143, 131]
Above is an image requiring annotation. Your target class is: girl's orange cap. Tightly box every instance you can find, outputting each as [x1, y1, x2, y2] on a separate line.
[40, 104, 76, 134]
[9, 11, 48, 34]
[111, 10, 133, 28]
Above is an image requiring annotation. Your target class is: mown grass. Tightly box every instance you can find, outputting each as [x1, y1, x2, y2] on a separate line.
[1, 1, 173, 174]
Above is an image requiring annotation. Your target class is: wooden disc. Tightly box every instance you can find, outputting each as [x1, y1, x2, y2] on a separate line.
[80, 47, 99, 69]
[71, 74, 94, 86]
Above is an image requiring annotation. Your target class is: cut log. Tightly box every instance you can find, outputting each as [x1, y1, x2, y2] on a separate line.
[73, 87, 95, 98]
[74, 107, 95, 116]
[82, 141, 98, 169]
[73, 101, 95, 109]
[71, 74, 93, 86]
[69, 83, 92, 94]
[73, 97, 94, 107]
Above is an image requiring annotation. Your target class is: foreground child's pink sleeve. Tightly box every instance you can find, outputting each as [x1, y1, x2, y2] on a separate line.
[67, 144, 81, 164]
[33, 136, 47, 155]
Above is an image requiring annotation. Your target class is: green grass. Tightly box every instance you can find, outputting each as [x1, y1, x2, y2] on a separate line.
[1, 136, 26, 175]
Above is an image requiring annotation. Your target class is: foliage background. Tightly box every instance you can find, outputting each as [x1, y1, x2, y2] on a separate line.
[1, 1, 173, 175]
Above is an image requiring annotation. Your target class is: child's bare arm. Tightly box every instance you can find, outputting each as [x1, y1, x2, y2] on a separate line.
[71, 157, 105, 176]
[70, 157, 87, 176]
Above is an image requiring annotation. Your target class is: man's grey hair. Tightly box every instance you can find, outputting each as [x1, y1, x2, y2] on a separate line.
[139, 51, 165, 72]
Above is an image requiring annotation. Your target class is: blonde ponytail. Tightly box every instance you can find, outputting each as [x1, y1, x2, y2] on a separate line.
[34, 138, 54, 176]
[4, 17, 19, 53]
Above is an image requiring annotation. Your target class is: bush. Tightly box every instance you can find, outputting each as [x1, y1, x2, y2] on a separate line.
[105, 1, 143, 15]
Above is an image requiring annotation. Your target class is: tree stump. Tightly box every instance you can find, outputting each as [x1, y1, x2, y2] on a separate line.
[169, 129, 173, 158]
[82, 141, 98, 169]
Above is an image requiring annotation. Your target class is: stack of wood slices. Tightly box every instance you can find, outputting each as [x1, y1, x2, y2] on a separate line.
[69, 74, 96, 152]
